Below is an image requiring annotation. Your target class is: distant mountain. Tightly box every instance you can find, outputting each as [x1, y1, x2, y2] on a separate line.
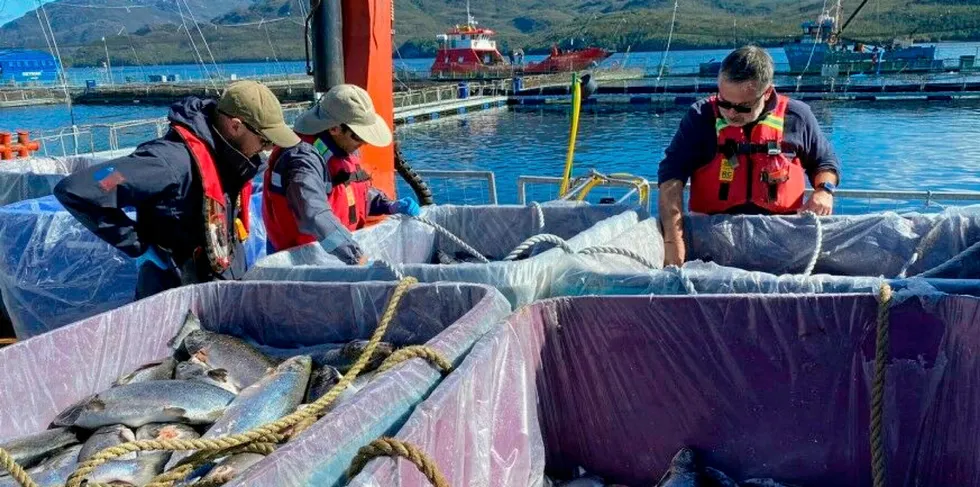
[0, 0, 251, 49]
[0, 0, 977, 67]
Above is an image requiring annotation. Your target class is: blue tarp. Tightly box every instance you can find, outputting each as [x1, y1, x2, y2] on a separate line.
[0, 193, 268, 338]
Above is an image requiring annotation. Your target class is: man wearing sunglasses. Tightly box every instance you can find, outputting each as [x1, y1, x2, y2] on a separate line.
[55, 80, 300, 299]
[262, 83, 421, 264]
[657, 46, 841, 266]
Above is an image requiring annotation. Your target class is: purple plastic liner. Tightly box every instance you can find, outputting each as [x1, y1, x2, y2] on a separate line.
[350, 293, 980, 487]
[0, 280, 509, 486]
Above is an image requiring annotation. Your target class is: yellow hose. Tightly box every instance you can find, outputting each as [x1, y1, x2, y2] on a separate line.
[558, 74, 583, 197]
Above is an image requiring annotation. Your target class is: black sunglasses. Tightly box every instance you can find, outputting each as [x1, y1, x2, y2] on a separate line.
[716, 93, 764, 114]
[242, 120, 273, 147]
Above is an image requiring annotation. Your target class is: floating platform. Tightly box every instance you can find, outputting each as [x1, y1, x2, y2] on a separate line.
[394, 95, 509, 124]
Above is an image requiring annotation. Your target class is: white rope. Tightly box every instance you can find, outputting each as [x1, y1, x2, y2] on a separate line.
[897, 215, 946, 278]
[403, 216, 489, 263]
[797, 0, 831, 90]
[529, 202, 545, 230]
[263, 22, 287, 76]
[35, 1, 76, 133]
[578, 246, 659, 270]
[801, 210, 823, 277]
[210, 17, 293, 28]
[656, 0, 680, 81]
[180, 0, 223, 81]
[174, 0, 218, 91]
[53, 2, 149, 8]
[504, 234, 574, 261]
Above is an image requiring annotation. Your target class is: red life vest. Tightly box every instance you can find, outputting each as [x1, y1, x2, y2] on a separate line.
[689, 94, 806, 215]
[171, 123, 251, 274]
[263, 133, 373, 252]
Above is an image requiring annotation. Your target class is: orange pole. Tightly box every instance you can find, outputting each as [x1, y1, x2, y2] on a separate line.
[343, 0, 394, 202]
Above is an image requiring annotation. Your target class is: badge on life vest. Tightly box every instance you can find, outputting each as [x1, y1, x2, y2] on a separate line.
[719, 157, 735, 182]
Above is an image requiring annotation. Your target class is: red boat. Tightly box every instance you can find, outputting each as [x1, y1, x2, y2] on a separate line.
[429, 13, 612, 79]
[525, 45, 613, 73]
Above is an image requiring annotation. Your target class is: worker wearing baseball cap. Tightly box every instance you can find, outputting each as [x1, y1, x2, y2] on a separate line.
[55, 80, 300, 299]
[262, 83, 421, 263]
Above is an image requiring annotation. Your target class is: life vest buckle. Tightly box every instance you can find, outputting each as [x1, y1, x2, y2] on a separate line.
[767, 141, 780, 156]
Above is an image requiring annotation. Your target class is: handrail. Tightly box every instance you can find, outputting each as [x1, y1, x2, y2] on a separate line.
[517, 174, 980, 207]
[415, 169, 497, 204]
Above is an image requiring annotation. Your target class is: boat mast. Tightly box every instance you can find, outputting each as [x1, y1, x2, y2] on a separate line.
[830, 0, 843, 45]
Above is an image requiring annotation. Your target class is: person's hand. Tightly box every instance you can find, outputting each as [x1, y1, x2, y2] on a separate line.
[358, 254, 369, 266]
[801, 189, 834, 216]
[135, 245, 169, 270]
[664, 240, 686, 268]
[392, 198, 422, 217]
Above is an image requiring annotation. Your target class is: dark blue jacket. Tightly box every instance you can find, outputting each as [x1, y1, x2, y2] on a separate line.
[54, 97, 260, 290]
[658, 94, 841, 189]
[266, 134, 395, 263]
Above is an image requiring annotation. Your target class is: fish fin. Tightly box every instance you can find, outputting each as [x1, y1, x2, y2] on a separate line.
[50, 394, 95, 427]
[162, 407, 188, 422]
[169, 310, 203, 350]
[84, 397, 107, 412]
[207, 369, 229, 382]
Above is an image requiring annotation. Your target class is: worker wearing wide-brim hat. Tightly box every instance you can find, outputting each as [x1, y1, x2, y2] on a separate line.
[55, 80, 299, 299]
[262, 83, 421, 263]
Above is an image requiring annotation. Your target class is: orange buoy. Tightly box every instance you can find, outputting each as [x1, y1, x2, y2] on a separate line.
[15, 131, 40, 159]
[0, 130, 40, 160]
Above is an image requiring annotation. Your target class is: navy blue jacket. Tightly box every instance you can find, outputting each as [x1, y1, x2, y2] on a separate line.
[658, 94, 841, 189]
[54, 97, 259, 285]
[266, 134, 395, 263]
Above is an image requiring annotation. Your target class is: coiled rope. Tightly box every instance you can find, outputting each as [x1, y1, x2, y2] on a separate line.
[346, 438, 448, 487]
[66, 277, 419, 487]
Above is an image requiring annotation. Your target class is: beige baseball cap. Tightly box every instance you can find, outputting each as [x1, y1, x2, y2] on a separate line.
[217, 80, 300, 148]
[294, 84, 392, 147]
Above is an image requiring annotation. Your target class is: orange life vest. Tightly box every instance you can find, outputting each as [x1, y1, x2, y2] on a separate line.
[263, 134, 372, 252]
[689, 94, 806, 215]
[171, 123, 251, 274]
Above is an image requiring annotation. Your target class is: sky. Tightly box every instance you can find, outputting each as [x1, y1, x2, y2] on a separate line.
[0, 0, 57, 27]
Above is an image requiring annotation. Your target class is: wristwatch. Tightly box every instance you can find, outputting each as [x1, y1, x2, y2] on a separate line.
[816, 181, 836, 195]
